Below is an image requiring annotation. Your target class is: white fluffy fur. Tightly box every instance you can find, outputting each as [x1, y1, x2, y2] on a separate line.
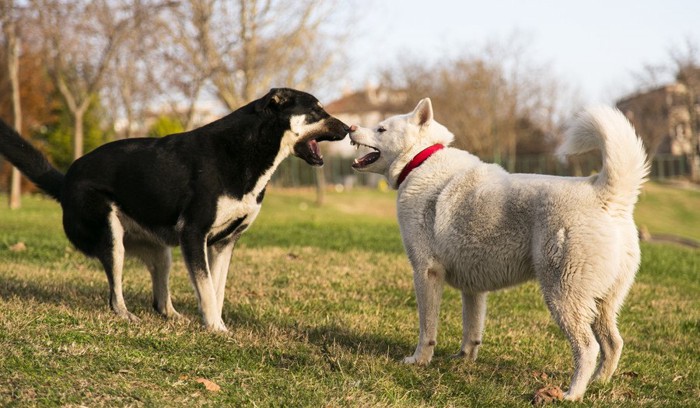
[350, 100, 649, 401]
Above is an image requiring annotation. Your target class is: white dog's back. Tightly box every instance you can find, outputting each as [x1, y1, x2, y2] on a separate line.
[436, 107, 648, 288]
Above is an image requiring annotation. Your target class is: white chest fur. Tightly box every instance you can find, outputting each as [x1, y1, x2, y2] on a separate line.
[210, 194, 261, 237]
[208, 116, 304, 239]
[209, 138, 293, 236]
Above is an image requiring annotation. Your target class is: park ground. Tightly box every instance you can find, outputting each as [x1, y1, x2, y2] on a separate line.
[0, 182, 698, 407]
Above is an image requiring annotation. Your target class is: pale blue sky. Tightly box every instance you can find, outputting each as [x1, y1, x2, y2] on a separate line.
[344, 0, 700, 104]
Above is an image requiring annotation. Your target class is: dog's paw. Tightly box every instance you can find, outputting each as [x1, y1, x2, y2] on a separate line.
[450, 350, 469, 360]
[451, 348, 479, 361]
[204, 319, 229, 333]
[116, 310, 140, 323]
[402, 355, 431, 365]
[166, 310, 187, 321]
[126, 312, 141, 323]
[562, 390, 583, 402]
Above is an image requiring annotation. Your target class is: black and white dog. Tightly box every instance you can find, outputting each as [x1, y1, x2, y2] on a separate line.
[0, 88, 350, 331]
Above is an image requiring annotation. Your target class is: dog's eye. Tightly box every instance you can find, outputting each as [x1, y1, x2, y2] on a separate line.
[377, 126, 387, 133]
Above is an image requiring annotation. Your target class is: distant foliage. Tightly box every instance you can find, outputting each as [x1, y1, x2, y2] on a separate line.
[146, 116, 185, 138]
[35, 95, 111, 171]
[380, 35, 579, 171]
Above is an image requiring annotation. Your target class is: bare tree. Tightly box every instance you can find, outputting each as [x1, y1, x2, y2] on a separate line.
[102, 7, 177, 138]
[150, 6, 212, 130]
[33, 0, 174, 158]
[382, 37, 570, 168]
[172, 0, 346, 111]
[1, 0, 23, 208]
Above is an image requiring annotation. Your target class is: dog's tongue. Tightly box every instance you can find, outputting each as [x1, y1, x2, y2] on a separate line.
[352, 151, 380, 168]
[309, 139, 320, 158]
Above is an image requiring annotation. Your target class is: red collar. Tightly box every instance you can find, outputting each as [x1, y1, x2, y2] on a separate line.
[396, 144, 445, 187]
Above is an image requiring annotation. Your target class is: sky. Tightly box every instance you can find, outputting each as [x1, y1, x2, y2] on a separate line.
[342, 0, 700, 105]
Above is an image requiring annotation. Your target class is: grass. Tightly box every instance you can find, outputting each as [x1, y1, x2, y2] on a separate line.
[635, 181, 700, 241]
[0, 183, 698, 407]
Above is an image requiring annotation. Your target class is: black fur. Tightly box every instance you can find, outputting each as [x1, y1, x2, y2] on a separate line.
[0, 121, 63, 200]
[0, 88, 348, 329]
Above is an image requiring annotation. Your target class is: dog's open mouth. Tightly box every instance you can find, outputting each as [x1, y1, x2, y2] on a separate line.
[351, 140, 380, 169]
[294, 132, 346, 166]
[294, 137, 324, 166]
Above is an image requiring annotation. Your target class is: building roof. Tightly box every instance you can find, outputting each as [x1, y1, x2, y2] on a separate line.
[325, 86, 408, 115]
[616, 83, 686, 106]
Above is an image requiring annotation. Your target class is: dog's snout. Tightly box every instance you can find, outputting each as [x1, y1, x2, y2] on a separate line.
[349, 124, 358, 133]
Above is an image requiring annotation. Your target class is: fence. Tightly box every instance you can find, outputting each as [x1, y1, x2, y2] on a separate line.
[270, 153, 696, 188]
[0, 153, 695, 192]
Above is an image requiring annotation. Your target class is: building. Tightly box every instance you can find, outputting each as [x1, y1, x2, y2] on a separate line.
[617, 82, 700, 180]
[323, 86, 408, 157]
[616, 83, 700, 157]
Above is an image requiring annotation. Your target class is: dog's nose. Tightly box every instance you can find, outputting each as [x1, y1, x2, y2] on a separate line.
[349, 125, 358, 133]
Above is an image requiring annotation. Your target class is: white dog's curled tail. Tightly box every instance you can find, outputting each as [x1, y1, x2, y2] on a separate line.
[557, 106, 650, 214]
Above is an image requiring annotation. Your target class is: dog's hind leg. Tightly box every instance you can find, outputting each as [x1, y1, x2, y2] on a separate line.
[129, 243, 181, 319]
[453, 291, 487, 361]
[592, 237, 639, 382]
[97, 209, 139, 322]
[63, 192, 137, 321]
[403, 259, 445, 365]
[591, 291, 625, 383]
[207, 240, 235, 319]
[543, 284, 599, 401]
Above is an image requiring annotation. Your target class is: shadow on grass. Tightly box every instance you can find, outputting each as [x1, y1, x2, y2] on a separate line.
[224, 303, 410, 360]
[0, 273, 409, 360]
[0, 274, 157, 316]
[0, 274, 563, 405]
[243, 222, 405, 254]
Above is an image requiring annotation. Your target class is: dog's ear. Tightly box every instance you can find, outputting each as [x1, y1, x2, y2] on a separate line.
[255, 88, 292, 112]
[410, 98, 433, 126]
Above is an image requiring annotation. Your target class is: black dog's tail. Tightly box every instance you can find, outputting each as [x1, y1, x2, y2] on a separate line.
[0, 119, 64, 202]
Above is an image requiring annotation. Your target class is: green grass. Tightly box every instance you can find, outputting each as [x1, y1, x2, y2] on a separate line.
[636, 182, 700, 241]
[0, 184, 698, 407]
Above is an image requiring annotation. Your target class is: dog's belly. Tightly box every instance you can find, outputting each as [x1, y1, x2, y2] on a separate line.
[116, 196, 261, 248]
[430, 175, 538, 292]
[118, 211, 180, 247]
[441, 249, 536, 292]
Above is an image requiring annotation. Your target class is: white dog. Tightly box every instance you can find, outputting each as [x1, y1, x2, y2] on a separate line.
[349, 99, 648, 401]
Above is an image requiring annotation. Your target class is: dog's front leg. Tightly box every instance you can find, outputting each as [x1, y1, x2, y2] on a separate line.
[453, 291, 487, 361]
[404, 262, 445, 365]
[181, 231, 227, 332]
[208, 241, 235, 319]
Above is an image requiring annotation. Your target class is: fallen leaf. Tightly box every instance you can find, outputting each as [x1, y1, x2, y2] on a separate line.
[196, 378, 221, 392]
[621, 371, 639, 378]
[9, 242, 26, 252]
[532, 385, 564, 405]
[612, 388, 635, 400]
[532, 370, 549, 380]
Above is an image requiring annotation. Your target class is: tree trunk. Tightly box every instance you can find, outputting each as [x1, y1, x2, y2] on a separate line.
[314, 166, 326, 206]
[4, 10, 22, 209]
[73, 108, 85, 160]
